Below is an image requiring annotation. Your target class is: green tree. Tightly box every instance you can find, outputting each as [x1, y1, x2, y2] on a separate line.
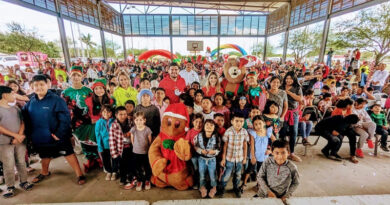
[80, 33, 96, 58]
[330, 3, 390, 65]
[0, 22, 60, 58]
[252, 42, 279, 58]
[287, 26, 322, 62]
[105, 40, 122, 59]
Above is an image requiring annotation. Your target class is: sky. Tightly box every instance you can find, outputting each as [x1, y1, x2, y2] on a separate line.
[0, 0, 379, 58]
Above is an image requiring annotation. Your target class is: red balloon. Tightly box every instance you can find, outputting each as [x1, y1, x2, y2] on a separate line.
[138, 49, 177, 61]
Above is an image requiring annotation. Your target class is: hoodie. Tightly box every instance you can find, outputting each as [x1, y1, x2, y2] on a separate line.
[257, 157, 300, 198]
[22, 90, 71, 147]
[95, 118, 115, 152]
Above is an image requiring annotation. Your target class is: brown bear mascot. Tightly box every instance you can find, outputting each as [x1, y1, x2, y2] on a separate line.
[148, 103, 193, 190]
[221, 56, 249, 99]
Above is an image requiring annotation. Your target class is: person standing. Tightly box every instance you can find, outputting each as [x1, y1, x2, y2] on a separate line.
[179, 62, 200, 87]
[326, 48, 334, 67]
[371, 63, 389, 91]
[159, 62, 186, 104]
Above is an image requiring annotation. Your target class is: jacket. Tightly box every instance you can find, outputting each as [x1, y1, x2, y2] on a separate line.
[257, 157, 300, 198]
[22, 90, 71, 147]
[95, 118, 115, 152]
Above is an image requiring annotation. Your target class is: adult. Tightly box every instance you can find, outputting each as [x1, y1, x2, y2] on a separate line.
[280, 71, 303, 162]
[22, 75, 85, 185]
[326, 48, 334, 67]
[159, 62, 186, 104]
[87, 64, 99, 80]
[202, 71, 224, 97]
[112, 72, 138, 106]
[371, 63, 389, 91]
[179, 62, 200, 87]
[267, 76, 288, 119]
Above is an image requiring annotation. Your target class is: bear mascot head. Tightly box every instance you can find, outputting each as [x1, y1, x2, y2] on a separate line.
[148, 103, 193, 190]
[221, 56, 248, 99]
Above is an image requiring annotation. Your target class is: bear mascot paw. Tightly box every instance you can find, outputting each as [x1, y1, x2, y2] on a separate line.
[148, 103, 193, 190]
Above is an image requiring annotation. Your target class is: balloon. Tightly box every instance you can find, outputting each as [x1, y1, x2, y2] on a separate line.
[138, 49, 177, 61]
[210, 44, 247, 57]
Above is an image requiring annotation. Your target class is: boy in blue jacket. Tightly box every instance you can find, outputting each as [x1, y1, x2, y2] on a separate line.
[95, 105, 116, 181]
[22, 75, 86, 185]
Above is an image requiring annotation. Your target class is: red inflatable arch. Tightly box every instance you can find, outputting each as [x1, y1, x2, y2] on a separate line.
[138, 49, 177, 61]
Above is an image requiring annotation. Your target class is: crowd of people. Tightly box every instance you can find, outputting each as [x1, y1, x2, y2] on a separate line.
[0, 54, 389, 202]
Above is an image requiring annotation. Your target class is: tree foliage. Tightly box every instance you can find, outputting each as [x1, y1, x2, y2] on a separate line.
[330, 3, 390, 64]
[287, 26, 322, 62]
[80, 33, 96, 58]
[0, 22, 60, 58]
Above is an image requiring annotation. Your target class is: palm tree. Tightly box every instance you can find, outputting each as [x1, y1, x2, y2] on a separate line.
[80, 33, 96, 58]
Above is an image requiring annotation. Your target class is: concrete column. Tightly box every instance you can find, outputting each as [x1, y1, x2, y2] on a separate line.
[54, 0, 71, 69]
[263, 36, 267, 62]
[319, 0, 333, 63]
[97, 0, 107, 62]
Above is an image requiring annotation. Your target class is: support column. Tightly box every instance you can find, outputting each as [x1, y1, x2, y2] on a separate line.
[217, 15, 221, 61]
[319, 0, 333, 63]
[97, 0, 107, 62]
[282, 2, 291, 63]
[54, 0, 70, 69]
[263, 37, 267, 62]
[120, 14, 127, 60]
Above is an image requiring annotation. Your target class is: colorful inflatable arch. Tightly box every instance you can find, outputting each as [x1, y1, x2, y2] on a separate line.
[210, 44, 247, 57]
[138, 49, 177, 61]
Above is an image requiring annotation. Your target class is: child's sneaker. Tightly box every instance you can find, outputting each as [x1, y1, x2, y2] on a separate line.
[19, 182, 33, 191]
[367, 139, 374, 149]
[356, 149, 364, 158]
[123, 179, 137, 190]
[111, 173, 117, 181]
[105, 173, 112, 181]
[145, 181, 151, 190]
[3, 186, 15, 198]
[136, 181, 143, 192]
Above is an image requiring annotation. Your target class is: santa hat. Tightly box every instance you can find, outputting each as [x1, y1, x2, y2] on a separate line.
[163, 103, 190, 131]
[70, 66, 83, 74]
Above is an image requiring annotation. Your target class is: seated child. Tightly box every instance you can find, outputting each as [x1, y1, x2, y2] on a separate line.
[256, 140, 300, 203]
[370, 104, 390, 152]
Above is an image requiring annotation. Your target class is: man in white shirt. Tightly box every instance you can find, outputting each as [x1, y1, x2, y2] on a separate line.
[86, 65, 99, 80]
[371, 63, 389, 91]
[179, 62, 200, 86]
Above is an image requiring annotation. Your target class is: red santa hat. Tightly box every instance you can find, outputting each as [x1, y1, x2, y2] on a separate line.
[163, 103, 190, 131]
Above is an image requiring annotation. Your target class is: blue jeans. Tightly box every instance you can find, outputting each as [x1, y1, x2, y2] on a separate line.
[221, 161, 243, 190]
[198, 157, 217, 188]
[299, 121, 313, 139]
[327, 56, 332, 67]
[191, 155, 199, 186]
[280, 111, 299, 153]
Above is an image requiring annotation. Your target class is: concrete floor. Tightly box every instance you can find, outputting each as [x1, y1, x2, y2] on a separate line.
[2, 137, 390, 204]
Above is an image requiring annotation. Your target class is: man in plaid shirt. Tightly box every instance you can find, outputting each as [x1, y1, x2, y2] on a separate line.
[109, 106, 135, 189]
[218, 113, 249, 198]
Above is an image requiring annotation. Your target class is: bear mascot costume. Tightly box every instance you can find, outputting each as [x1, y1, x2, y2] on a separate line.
[221, 56, 249, 99]
[148, 103, 193, 190]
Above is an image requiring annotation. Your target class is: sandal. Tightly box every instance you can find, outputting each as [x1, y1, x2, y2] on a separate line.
[77, 175, 86, 185]
[32, 172, 51, 183]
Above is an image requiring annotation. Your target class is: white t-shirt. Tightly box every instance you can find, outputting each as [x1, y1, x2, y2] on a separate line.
[179, 69, 200, 86]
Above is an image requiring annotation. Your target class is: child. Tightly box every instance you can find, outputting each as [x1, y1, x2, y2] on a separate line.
[134, 89, 161, 139]
[109, 106, 136, 189]
[263, 100, 281, 138]
[318, 93, 333, 114]
[212, 93, 230, 128]
[257, 140, 299, 203]
[241, 116, 275, 194]
[194, 90, 203, 114]
[95, 105, 116, 181]
[139, 78, 151, 90]
[23, 75, 85, 185]
[0, 86, 33, 198]
[185, 113, 204, 189]
[244, 107, 261, 129]
[194, 120, 221, 198]
[201, 97, 216, 120]
[353, 98, 377, 157]
[218, 113, 249, 198]
[152, 88, 168, 121]
[370, 104, 390, 152]
[124, 100, 135, 127]
[231, 96, 250, 119]
[130, 112, 152, 191]
[214, 113, 226, 137]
